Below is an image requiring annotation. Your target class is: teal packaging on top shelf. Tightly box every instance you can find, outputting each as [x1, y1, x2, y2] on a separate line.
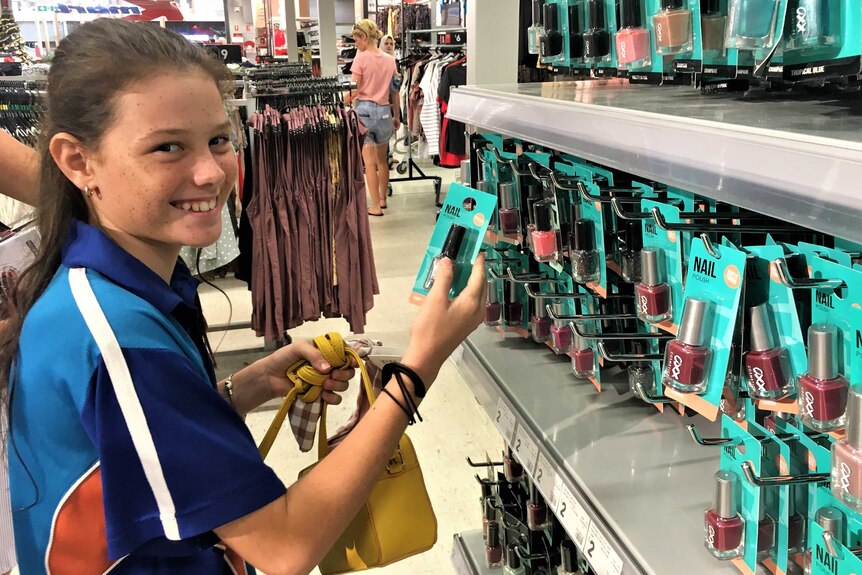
[783, 0, 862, 82]
[662, 238, 747, 421]
[595, 0, 620, 75]
[666, 0, 705, 73]
[615, 0, 655, 75]
[540, 0, 571, 68]
[410, 183, 497, 306]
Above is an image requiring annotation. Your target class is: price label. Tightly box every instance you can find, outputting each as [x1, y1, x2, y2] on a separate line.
[584, 522, 624, 575]
[533, 453, 557, 506]
[512, 426, 539, 476]
[554, 484, 591, 548]
[493, 398, 517, 446]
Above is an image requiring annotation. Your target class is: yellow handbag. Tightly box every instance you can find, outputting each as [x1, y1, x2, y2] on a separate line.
[258, 333, 438, 574]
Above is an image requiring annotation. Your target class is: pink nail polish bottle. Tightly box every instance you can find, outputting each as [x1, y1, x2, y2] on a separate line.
[531, 202, 558, 263]
[498, 182, 520, 236]
[571, 327, 596, 378]
[743, 304, 795, 400]
[704, 470, 745, 560]
[635, 248, 672, 323]
[798, 323, 849, 432]
[831, 386, 862, 511]
[615, 0, 652, 70]
[531, 298, 553, 343]
[550, 319, 573, 355]
[485, 279, 502, 327]
[662, 298, 713, 394]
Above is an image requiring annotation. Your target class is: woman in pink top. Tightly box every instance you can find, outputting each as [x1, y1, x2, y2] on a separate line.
[351, 19, 399, 216]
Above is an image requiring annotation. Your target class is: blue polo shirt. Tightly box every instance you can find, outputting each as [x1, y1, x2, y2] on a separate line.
[9, 221, 286, 574]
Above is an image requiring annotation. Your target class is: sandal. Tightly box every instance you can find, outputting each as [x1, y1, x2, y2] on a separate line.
[368, 210, 384, 217]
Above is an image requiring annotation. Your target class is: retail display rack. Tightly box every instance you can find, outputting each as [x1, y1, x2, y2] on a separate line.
[446, 81, 862, 575]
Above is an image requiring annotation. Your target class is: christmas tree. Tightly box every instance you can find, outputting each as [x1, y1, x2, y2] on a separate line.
[0, 0, 32, 64]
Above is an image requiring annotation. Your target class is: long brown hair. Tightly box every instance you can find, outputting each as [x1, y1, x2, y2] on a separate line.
[0, 19, 232, 403]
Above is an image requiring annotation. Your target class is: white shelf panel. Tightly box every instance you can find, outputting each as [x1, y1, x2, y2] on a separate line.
[452, 328, 739, 575]
[451, 530, 494, 575]
[447, 82, 862, 243]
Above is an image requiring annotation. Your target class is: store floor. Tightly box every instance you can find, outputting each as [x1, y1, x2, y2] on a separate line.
[198, 160, 501, 574]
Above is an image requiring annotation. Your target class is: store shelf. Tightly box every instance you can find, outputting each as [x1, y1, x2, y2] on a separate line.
[452, 328, 737, 575]
[451, 530, 495, 575]
[447, 82, 862, 243]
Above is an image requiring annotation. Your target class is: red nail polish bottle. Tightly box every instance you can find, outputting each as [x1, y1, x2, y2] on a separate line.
[531, 298, 553, 343]
[504, 449, 524, 483]
[482, 496, 497, 543]
[486, 522, 504, 568]
[757, 508, 775, 560]
[786, 492, 805, 555]
[662, 298, 713, 394]
[704, 470, 745, 560]
[485, 279, 502, 327]
[504, 283, 524, 327]
[527, 482, 552, 531]
[615, 0, 652, 70]
[498, 182, 521, 236]
[798, 323, 849, 432]
[635, 247, 672, 323]
[743, 303, 795, 400]
[550, 320, 573, 355]
[571, 327, 595, 378]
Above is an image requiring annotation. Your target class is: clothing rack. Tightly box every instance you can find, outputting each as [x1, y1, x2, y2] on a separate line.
[389, 26, 466, 206]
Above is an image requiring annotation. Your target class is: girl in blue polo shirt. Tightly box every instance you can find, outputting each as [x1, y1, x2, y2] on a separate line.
[0, 19, 485, 575]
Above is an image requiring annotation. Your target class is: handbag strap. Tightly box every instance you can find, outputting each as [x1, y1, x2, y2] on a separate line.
[258, 333, 376, 460]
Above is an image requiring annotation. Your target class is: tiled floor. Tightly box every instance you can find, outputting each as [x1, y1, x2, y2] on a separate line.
[198, 160, 502, 574]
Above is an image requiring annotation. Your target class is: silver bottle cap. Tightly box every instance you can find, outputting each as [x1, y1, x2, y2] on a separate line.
[499, 182, 514, 210]
[476, 180, 487, 193]
[640, 247, 664, 287]
[572, 322, 588, 351]
[846, 386, 862, 448]
[678, 298, 711, 347]
[486, 279, 499, 305]
[534, 296, 548, 319]
[815, 506, 844, 541]
[749, 304, 778, 352]
[713, 470, 739, 519]
[460, 160, 470, 184]
[807, 323, 840, 380]
[509, 281, 520, 302]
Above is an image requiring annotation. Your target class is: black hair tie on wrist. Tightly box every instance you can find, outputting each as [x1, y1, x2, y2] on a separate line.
[382, 362, 426, 398]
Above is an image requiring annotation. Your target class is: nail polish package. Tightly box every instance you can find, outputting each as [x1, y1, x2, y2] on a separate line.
[742, 304, 795, 400]
[783, 0, 841, 52]
[558, 540, 579, 575]
[831, 386, 862, 511]
[528, 0, 546, 55]
[781, 0, 860, 83]
[615, 0, 652, 69]
[524, 184, 543, 253]
[485, 279, 503, 327]
[785, 491, 806, 556]
[635, 247, 673, 323]
[504, 448, 525, 483]
[540, 2, 565, 62]
[653, 0, 693, 55]
[569, 219, 600, 284]
[798, 323, 849, 432]
[618, 220, 643, 283]
[662, 239, 747, 420]
[505, 282, 525, 327]
[571, 325, 596, 378]
[583, 0, 612, 64]
[700, 0, 727, 56]
[805, 507, 858, 575]
[530, 297, 553, 343]
[756, 504, 776, 560]
[568, 4, 586, 64]
[527, 482, 552, 531]
[483, 496, 498, 543]
[498, 182, 521, 236]
[486, 522, 504, 568]
[532, 201, 559, 263]
[411, 183, 496, 304]
[725, 0, 782, 50]
[504, 543, 525, 575]
[550, 318, 574, 355]
[628, 340, 661, 401]
[704, 470, 745, 560]
[640, 199, 686, 329]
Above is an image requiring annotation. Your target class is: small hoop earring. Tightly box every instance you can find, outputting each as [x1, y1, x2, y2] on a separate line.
[83, 186, 93, 198]
[93, 186, 102, 200]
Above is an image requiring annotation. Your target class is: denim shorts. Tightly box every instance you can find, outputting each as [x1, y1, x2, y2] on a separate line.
[355, 100, 394, 145]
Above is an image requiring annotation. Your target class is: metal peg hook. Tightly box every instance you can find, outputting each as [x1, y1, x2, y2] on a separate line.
[467, 457, 503, 468]
[740, 461, 830, 487]
[611, 197, 651, 221]
[651, 207, 792, 233]
[492, 147, 529, 177]
[597, 342, 663, 361]
[487, 268, 508, 281]
[548, 171, 581, 192]
[528, 162, 550, 184]
[700, 234, 721, 259]
[506, 268, 555, 284]
[686, 424, 741, 446]
[546, 304, 637, 322]
[771, 258, 847, 290]
[524, 285, 584, 300]
[571, 322, 674, 341]
[822, 531, 842, 560]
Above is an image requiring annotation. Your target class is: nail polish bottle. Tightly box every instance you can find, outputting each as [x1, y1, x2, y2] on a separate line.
[559, 540, 580, 575]
[540, 2, 563, 59]
[583, 0, 610, 63]
[504, 543, 525, 575]
[528, 0, 545, 55]
[615, 0, 652, 70]
[551, 318, 574, 355]
[757, 505, 775, 560]
[498, 182, 520, 236]
[653, 0, 693, 55]
[569, 218, 600, 284]
[485, 279, 502, 327]
[569, 4, 586, 62]
[743, 304, 795, 400]
[524, 184, 542, 251]
[423, 224, 466, 290]
[662, 298, 713, 394]
[504, 283, 524, 327]
[831, 386, 862, 511]
[532, 202, 558, 263]
[726, 0, 781, 50]
[486, 522, 504, 568]
[798, 323, 849, 432]
[531, 298, 553, 343]
[527, 482, 552, 531]
[803, 507, 844, 575]
[619, 220, 643, 283]
[483, 496, 498, 543]
[635, 248, 672, 323]
[504, 448, 524, 483]
[700, 0, 727, 55]
[704, 470, 745, 560]
[571, 327, 596, 378]
[628, 341, 656, 399]
[786, 491, 805, 555]
[784, 0, 841, 51]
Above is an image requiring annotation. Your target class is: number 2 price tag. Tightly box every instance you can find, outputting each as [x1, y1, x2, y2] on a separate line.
[493, 397, 517, 446]
[554, 484, 591, 548]
[512, 426, 539, 475]
[584, 522, 624, 575]
[533, 453, 557, 506]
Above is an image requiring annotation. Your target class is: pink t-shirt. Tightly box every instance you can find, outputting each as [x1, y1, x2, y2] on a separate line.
[352, 50, 397, 106]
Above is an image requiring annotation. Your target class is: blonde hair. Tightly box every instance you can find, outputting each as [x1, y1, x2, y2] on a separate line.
[352, 19, 382, 41]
